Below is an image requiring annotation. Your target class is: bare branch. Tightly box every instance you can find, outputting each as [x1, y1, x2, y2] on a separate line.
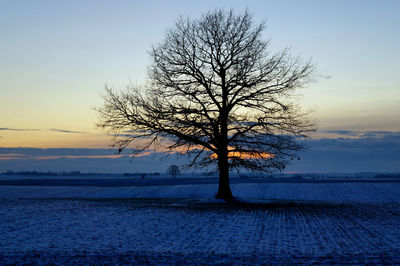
[97, 9, 316, 200]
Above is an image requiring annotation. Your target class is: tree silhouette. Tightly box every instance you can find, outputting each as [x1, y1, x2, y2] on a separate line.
[167, 165, 180, 179]
[97, 9, 316, 200]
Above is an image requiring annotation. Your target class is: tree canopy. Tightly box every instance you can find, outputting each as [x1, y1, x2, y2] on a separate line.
[97, 9, 316, 200]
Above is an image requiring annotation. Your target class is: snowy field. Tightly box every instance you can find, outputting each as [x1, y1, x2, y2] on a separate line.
[1, 182, 400, 264]
[1, 181, 400, 203]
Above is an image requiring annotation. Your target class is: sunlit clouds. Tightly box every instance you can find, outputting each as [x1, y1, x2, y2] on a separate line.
[210, 149, 274, 160]
[0, 149, 156, 161]
[1, 130, 399, 172]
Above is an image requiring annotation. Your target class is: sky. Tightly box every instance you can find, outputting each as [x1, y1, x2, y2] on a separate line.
[1, 0, 399, 173]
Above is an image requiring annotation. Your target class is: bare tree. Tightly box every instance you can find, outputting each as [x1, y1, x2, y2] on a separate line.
[97, 9, 316, 200]
[167, 165, 180, 179]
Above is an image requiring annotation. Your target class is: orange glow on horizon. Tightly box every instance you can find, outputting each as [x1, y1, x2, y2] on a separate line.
[210, 149, 274, 160]
[129, 151, 153, 157]
[0, 154, 28, 160]
[0, 157, 25, 160]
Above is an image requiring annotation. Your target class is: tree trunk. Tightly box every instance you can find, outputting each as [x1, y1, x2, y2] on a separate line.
[215, 154, 234, 201]
[215, 79, 233, 201]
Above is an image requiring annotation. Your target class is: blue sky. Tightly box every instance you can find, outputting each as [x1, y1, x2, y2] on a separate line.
[1, 0, 399, 172]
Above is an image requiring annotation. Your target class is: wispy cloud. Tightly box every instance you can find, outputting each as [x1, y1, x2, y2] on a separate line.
[108, 133, 143, 138]
[360, 131, 400, 138]
[321, 130, 400, 139]
[0, 149, 116, 160]
[307, 131, 400, 152]
[309, 73, 333, 83]
[0, 154, 27, 160]
[322, 130, 360, 136]
[0, 133, 399, 173]
[0, 127, 88, 134]
[36, 155, 127, 160]
[0, 127, 40, 131]
[0, 148, 115, 156]
[50, 128, 87, 134]
[0, 148, 179, 173]
[286, 131, 400, 173]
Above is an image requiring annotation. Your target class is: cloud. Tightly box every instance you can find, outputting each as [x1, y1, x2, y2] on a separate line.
[0, 127, 40, 131]
[110, 130, 151, 138]
[320, 130, 400, 139]
[309, 73, 333, 83]
[322, 130, 361, 136]
[0, 148, 135, 161]
[305, 135, 400, 152]
[35, 155, 127, 160]
[284, 131, 400, 173]
[0, 148, 121, 157]
[1, 131, 400, 173]
[0, 148, 179, 173]
[0, 127, 88, 134]
[360, 131, 400, 138]
[50, 128, 87, 134]
[108, 134, 139, 138]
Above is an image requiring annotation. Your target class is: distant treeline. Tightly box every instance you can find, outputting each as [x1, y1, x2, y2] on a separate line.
[238, 173, 400, 179]
[2, 170, 87, 176]
[123, 172, 160, 177]
[374, 173, 400, 178]
[1, 170, 160, 176]
[1, 170, 399, 179]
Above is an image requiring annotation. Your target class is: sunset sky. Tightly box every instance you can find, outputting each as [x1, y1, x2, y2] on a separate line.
[1, 0, 399, 173]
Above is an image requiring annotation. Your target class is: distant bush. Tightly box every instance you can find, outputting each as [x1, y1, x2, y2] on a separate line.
[167, 165, 180, 179]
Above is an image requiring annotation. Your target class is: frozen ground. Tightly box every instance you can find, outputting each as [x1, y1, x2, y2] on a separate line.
[0, 181, 400, 203]
[1, 182, 400, 264]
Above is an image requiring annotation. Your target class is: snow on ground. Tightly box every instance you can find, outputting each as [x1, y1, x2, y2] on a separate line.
[1, 182, 400, 264]
[0, 182, 400, 203]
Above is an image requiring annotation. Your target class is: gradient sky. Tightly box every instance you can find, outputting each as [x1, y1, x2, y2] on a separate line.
[1, 1, 399, 173]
